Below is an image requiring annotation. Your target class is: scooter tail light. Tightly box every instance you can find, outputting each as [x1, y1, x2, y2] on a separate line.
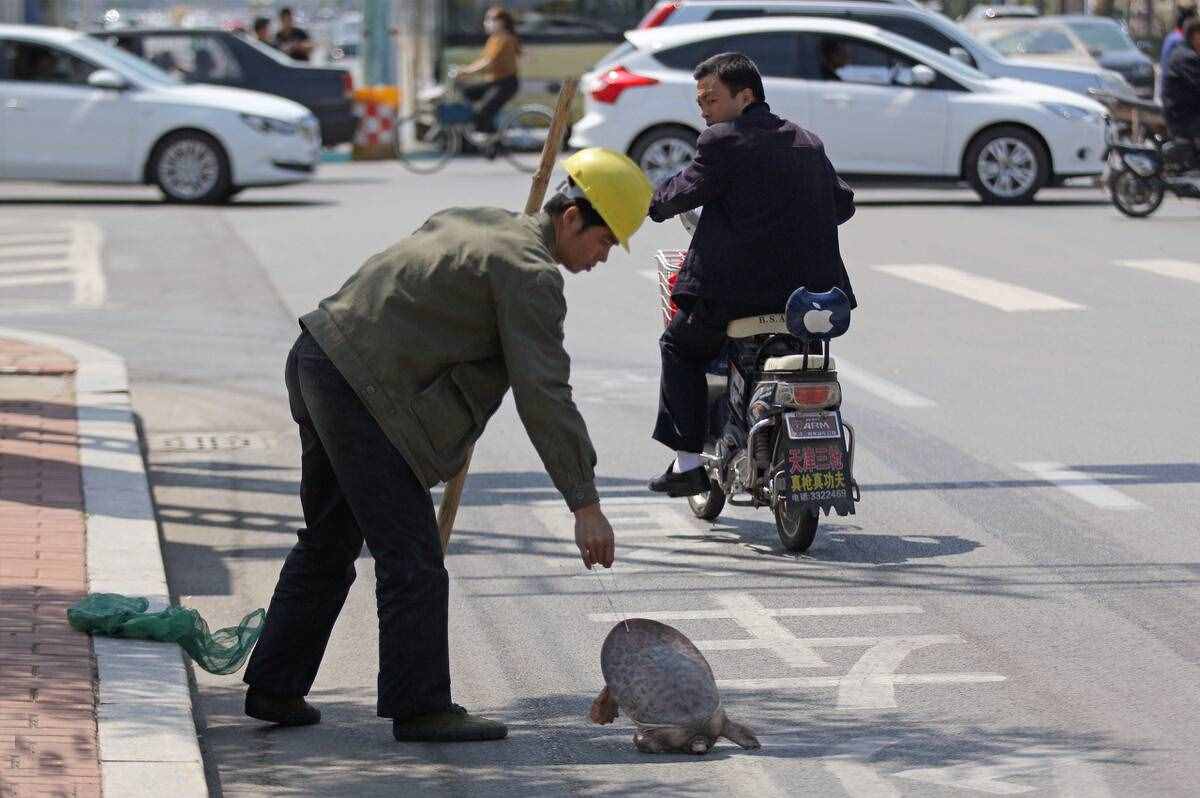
[783, 382, 840, 409]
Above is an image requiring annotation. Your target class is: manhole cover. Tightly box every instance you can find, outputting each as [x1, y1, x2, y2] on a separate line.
[149, 431, 275, 452]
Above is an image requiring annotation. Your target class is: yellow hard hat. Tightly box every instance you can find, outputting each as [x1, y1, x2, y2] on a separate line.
[562, 148, 654, 251]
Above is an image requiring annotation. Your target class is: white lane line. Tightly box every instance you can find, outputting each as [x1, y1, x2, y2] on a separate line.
[718, 673, 1007, 690]
[589, 605, 923, 622]
[69, 221, 105, 308]
[1017, 462, 1144, 510]
[875, 265, 1085, 312]
[834, 357, 937, 408]
[1114, 258, 1200, 284]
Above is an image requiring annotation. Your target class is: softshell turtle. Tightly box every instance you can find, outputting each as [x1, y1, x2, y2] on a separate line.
[588, 618, 760, 755]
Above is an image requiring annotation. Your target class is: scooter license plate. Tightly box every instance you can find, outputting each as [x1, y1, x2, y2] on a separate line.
[785, 411, 841, 440]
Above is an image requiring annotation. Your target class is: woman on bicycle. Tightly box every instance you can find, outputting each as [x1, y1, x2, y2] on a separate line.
[453, 6, 521, 136]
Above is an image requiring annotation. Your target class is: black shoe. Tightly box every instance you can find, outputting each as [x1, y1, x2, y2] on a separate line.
[648, 462, 710, 497]
[392, 703, 508, 743]
[483, 141, 498, 160]
[244, 687, 321, 727]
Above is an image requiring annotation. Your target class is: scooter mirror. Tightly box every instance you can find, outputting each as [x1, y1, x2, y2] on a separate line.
[680, 208, 701, 236]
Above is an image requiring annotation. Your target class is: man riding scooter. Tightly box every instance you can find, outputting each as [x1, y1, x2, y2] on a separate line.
[644, 51, 857, 497]
[1162, 17, 1200, 173]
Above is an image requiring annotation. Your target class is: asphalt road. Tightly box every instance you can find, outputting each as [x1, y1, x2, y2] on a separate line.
[2, 161, 1198, 797]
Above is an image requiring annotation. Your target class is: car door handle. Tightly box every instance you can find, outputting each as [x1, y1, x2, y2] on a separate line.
[4, 98, 25, 111]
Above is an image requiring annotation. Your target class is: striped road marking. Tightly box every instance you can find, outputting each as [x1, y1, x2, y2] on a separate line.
[1017, 462, 1144, 510]
[0, 222, 105, 307]
[1114, 258, 1200, 285]
[875, 265, 1084, 312]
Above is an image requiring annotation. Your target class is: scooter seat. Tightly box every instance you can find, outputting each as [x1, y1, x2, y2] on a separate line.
[726, 314, 789, 338]
[763, 354, 836, 371]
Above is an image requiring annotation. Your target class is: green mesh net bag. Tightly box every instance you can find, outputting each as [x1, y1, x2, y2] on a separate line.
[67, 593, 265, 676]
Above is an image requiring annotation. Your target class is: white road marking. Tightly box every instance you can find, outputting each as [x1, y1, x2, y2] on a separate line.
[1114, 258, 1200, 284]
[895, 748, 1112, 796]
[834, 357, 937, 408]
[637, 269, 659, 281]
[824, 738, 902, 798]
[591, 594, 1003, 709]
[0, 221, 105, 308]
[875, 264, 1085, 312]
[1017, 462, 1144, 510]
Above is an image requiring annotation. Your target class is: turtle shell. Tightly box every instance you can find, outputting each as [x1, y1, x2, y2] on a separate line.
[600, 618, 719, 728]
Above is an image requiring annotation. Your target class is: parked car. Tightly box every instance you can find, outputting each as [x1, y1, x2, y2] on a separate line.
[963, 18, 1099, 70]
[1053, 15, 1155, 98]
[637, 0, 923, 27]
[961, 4, 1040, 21]
[632, 1, 1135, 99]
[93, 27, 355, 146]
[0, 24, 320, 203]
[572, 17, 1110, 204]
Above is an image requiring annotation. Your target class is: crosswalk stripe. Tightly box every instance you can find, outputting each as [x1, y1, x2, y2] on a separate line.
[1017, 462, 1144, 510]
[0, 273, 75, 289]
[875, 264, 1085, 312]
[834, 357, 936, 408]
[1114, 258, 1200, 284]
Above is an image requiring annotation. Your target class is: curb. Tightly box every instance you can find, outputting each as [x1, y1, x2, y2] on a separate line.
[0, 328, 208, 798]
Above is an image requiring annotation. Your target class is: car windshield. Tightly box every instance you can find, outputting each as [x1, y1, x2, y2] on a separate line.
[1066, 20, 1136, 53]
[75, 34, 181, 85]
[878, 30, 994, 81]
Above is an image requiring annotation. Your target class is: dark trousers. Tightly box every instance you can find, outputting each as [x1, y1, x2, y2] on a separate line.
[462, 75, 519, 134]
[243, 330, 451, 720]
[653, 298, 772, 454]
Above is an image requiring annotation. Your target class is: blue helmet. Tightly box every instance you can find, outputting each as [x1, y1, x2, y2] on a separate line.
[785, 286, 852, 341]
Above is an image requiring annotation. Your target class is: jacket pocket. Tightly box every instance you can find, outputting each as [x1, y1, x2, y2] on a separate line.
[409, 368, 478, 459]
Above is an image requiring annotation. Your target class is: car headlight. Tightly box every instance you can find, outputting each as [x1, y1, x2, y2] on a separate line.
[240, 113, 300, 135]
[1043, 103, 1103, 125]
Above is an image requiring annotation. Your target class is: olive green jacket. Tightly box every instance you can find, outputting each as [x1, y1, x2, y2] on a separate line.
[300, 207, 599, 511]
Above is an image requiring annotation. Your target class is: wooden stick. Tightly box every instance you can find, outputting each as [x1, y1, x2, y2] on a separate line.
[437, 78, 579, 554]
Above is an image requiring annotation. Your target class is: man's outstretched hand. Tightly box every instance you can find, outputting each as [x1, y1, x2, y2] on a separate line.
[574, 503, 614, 569]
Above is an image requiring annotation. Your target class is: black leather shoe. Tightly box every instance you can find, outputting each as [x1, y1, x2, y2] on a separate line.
[648, 462, 710, 497]
[245, 687, 321, 727]
[392, 704, 508, 742]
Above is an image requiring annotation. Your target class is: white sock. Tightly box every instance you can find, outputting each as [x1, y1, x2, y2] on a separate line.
[673, 451, 703, 473]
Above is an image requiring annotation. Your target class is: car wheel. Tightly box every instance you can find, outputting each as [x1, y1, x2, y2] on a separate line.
[151, 131, 233, 204]
[966, 126, 1048, 205]
[630, 125, 698, 186]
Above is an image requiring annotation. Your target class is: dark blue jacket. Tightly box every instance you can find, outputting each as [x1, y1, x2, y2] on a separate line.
[1163, 43, 1200, 138]
[648, 102, 857, 313]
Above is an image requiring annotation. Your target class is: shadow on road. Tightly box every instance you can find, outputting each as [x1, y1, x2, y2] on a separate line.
[193, 684, 1139, 797]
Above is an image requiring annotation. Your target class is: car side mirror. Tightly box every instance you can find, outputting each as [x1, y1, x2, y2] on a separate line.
[87, 69, 129, 90]
[948, 46, 972, 65]
[902, 64, 940, 87]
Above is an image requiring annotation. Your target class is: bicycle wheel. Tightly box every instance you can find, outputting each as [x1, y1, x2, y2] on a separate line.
[498, 105, 555, 173]
[394, 112, 460, 174]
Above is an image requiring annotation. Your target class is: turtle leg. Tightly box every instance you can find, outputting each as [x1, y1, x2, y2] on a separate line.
[635, 727, 697, 754]
[720, 717, 761, 750]
[589, 686, 619, 725]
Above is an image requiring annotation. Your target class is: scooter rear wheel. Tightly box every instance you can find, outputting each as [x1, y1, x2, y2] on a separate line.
[687, 482, 726, 522]
[775, 502, 818, 553]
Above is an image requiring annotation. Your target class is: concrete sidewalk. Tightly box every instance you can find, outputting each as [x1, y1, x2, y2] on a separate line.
[0, 333, 206, 798]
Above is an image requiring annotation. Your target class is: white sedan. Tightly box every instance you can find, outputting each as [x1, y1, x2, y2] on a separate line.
[572, 17, 1111, 204]
[0, 24, 320, 203]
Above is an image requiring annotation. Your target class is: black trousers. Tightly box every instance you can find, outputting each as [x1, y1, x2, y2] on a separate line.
[653, 298, 774, 454]
[243, 330, 451, 720]
[462, 75, 519, 134]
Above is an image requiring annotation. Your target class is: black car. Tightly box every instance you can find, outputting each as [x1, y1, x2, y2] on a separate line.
[94, 28, 356, 146]
[1053, 15, 1156, 99]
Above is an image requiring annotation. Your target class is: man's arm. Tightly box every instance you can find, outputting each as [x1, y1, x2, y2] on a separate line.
[824, 151, 855, 225]
[647, 127, 732, 223]
[493, 266, 614, 567]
